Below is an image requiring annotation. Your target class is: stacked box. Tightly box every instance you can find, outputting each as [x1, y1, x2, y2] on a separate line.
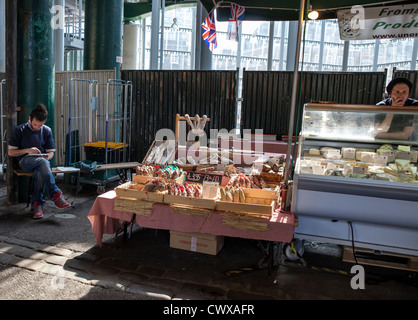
[169, 231, 224, 255]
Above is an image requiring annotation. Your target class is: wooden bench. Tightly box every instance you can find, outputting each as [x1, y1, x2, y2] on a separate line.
[13, 161, 141, 204]
[13, 161, 141, 177]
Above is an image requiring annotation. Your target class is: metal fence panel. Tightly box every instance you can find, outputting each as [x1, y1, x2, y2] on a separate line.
[55, 70, 116, 165]
[121, 70, 237, 162]
[241, 71, 387, 139]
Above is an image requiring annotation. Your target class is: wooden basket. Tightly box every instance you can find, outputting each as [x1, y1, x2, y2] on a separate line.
[115, 181, 165, 203]
[133, 175, 155, 184]
[215, 188, 278, 220]
[164, 194, 216, 210]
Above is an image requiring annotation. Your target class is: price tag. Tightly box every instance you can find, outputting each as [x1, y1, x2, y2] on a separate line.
[374, 155, 387, 166]
[186, 171, 223, 184]
[326, 163, 340, 171]
[360, 152, 375, 163]
[396, 151, 411, 161]
[342, 148, 356, 159]
[202, 181, 219, 199]
[353, 166, 366, 175]
[312, 165, 325, 175]
[378, 150, 394, 162]
[300, 165, 313, 174]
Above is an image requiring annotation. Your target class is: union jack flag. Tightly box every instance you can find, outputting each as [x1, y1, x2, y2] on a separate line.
[201, 9, 217, 51]
[226, 3, 245, 42]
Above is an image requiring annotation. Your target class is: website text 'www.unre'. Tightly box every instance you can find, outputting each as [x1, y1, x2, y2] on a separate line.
[372, 32, 418, 38]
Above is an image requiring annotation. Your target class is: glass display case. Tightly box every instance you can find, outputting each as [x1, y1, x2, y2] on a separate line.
[291, 103, 418, 255]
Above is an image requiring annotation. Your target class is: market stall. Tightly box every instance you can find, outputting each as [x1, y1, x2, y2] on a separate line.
[88, 114, 295, 257]
[292, 103, 418, 257]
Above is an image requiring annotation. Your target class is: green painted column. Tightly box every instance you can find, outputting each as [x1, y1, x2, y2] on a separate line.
[84, 0, 123, 76]
[17, 0, 55, 202]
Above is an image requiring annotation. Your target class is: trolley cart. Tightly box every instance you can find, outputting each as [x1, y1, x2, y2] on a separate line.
[67, 78, 133, 193]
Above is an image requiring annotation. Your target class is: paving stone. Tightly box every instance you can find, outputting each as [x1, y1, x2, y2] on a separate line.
[71, 252, 101, 263]
[179, 283, 227, 300]
[14, 258, 49, 272]
[118, 271, 150, 284]
[66, 259, 119, 276]
[145, 277, 182, 292]
[89, 276, 130, 292]
[136, 265, 166, 277]
[3, 238, 44, 250]
[39, 263, 92, 285]
[40, 246, 74, 257]
[15, 248, 50, 260]
[0, 242, 23, 255]
[98, 257, 139, 271]
[126, 283, 173, 300]
[0, 252, 14, 264]
[45, 255, 69, 266]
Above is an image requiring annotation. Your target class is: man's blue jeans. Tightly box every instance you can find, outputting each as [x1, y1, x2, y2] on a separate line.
[19, 156, 60, 207]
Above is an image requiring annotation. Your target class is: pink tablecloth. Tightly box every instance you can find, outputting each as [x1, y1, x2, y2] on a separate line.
[88, 191, 295, 247]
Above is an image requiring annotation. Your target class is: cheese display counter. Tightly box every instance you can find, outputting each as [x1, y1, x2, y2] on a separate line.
[291, 103, 418, 255]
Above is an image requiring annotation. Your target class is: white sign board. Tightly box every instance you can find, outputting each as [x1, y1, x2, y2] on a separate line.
[337, 4, 418, 41]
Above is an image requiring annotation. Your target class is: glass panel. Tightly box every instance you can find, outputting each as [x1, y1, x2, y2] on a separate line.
[302, 108, 418, 144]
[299, 105, 418, 184]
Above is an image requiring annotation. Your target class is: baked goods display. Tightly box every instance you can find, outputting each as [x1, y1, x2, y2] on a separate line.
[116, 144, 285, 221]
[300, 144, 418, 183]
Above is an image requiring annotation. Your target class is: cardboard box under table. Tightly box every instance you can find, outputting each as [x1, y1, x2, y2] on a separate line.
[169, 230, 224, 255]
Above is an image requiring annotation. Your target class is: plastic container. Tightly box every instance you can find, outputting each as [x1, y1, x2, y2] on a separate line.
[84, 141, 127, 163]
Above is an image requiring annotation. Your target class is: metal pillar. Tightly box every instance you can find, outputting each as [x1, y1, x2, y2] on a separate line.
[15, 0, 55, 202]
[84, 0, 123, 76]
[0, 1, 6, 73]
[195, 1, 212, 70]
[6, 0, 18, 205]
[284, 0, 306, 210]
[150, 0, 161, 70]
[17, 0, 55, 128]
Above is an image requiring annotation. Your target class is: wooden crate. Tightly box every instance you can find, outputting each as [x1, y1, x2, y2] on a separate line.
[259, 171, 282, 182]
[133, 175, 155, 184]
[133, 174, 185, 185]
[221, 212, 270, 231]
[170, 204, 213, 217]
[164, 194, 216, 210]
[343, 246, 418, 272]
[114, 197, 154, 216]
[114, 181, 165, 203]
[215, 188, 278, 219]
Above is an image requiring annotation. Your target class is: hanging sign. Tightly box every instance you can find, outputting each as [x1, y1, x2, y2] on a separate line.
[337, 4, 418, 41]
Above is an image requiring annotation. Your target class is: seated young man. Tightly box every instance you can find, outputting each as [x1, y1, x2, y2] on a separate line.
[8, 104, 71, 219]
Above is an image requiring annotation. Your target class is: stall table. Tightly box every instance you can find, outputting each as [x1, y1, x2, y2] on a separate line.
[88, 190, 295, 248]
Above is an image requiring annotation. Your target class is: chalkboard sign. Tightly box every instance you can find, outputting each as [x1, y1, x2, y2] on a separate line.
[185, 171, 223, 184]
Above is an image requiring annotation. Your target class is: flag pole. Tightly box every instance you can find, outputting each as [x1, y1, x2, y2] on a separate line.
[284, 0, 306, 210]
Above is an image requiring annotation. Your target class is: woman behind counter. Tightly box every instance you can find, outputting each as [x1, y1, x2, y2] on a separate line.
[375, 77, 418, 141]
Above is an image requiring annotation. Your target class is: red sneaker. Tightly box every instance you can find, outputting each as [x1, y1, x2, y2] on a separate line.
[52, 191, 71, 209]
[32, 201, 44, 219]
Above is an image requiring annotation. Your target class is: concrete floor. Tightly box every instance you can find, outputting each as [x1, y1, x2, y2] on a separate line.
[0, 175, 417, 302]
